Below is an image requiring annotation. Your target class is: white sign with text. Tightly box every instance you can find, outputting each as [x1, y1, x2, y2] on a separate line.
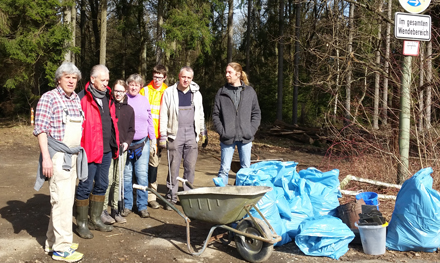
[395, 12, 431, 41]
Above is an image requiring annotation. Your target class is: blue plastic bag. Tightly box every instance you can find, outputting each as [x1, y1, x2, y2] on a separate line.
[298, 168, 341, 217]
[274, 187, 292, 220]
[286, 178, 314, 238]
[386, 167, 440, 252]
[298, 167, 340, 188]
[295, 215, 355, 259]
[248, 187, 292, 247]
[236, 167, 272, 187]
[236, 166, 292, 246]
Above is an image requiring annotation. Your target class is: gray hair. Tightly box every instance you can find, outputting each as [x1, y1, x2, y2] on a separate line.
[90, 64, 109, 78]
[55, 62, 82, 82]
[126, 73, 144, 86]
[179, 66, 194, 77]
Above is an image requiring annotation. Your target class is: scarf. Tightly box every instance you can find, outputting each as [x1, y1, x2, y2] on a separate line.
[89, 84, 107, 108]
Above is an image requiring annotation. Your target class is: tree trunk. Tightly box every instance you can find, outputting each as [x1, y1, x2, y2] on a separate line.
[90, 0, 100, 63]
[227, 0, 234, 63]
[426, 41, 432, 128]
[373, 4, 382, 130]
[354, 66, 368, 121]
[332, 0, 340, 123]
[345, 2, 354, 125]
[383, 0, 392, 126]
[120, 0, 127, 79]
[63, 1, 72, 62]
[292, 0, 300, 125]
[156, 0, 164, 64]
[141, 1, 148, 77]
[245, 0, 252, 73]
[99, 0, 107, 65]
[71, 2, 76, 64]
[277, 0, 284, 121]
[80, 0, 86, 72]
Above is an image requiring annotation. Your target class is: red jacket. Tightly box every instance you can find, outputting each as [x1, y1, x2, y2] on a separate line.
[79, 82, 119, 163]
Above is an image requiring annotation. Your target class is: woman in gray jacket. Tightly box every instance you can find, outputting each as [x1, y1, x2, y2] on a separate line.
[212, 62, 261, 186]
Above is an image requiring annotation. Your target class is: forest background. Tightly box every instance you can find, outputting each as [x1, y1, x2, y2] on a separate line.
[1, 0, 440, 187]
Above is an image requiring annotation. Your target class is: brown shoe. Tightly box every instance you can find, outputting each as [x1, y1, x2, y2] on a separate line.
[139, 209, 150, 218]
[111, 208, 127, 223]
[101, 210, 115, 225]
[149, 201, 160, 209]
[164, 204, 173, 211]
[120, 208, 132, 217]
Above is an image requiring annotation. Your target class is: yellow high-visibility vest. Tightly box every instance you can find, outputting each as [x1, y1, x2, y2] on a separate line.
[140, 81, 168, 139]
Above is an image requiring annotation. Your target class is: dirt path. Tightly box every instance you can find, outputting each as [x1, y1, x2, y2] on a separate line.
[0, 125, 438, 262]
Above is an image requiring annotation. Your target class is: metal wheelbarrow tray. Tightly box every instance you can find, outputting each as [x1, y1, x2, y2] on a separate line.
[177, 186, 270, 225]
[134, 184, 282, 262]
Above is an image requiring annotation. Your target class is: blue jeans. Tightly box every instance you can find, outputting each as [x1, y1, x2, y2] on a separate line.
[76, 151, 112, 200]
[124, 139, 150, 212]
[217, 141, 252, 185]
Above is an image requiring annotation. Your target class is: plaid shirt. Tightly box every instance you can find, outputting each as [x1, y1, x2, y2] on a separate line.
[33, 86, 82, 142]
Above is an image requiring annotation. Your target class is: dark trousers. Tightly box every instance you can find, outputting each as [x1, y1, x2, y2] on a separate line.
[76, 151, 112, 200]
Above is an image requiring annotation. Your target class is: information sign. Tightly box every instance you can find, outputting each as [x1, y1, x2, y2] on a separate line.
[395, 12, 431, 41]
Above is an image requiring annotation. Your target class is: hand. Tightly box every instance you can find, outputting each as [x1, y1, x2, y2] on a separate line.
[150, 143, 157, 156]
[122, 142, 128, 152]
[42, 156, 53, 178]
[158, 138, 167, 149]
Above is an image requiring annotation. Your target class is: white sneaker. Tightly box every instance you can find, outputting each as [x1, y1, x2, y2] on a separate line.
[45, 243, 79, 254]
[52, 248, 83, 262]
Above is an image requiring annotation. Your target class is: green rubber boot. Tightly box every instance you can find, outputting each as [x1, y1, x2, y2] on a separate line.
[88, 194, 113, 232]
[75, 199, 94, 239]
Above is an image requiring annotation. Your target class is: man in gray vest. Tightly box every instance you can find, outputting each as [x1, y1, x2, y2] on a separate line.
[158, 66, 206, 210]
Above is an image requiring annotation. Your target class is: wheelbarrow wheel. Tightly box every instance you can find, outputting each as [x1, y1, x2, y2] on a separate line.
[234, 218, 273, 263]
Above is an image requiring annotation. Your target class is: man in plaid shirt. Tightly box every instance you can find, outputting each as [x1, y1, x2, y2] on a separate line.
[33, 62, 86, 262]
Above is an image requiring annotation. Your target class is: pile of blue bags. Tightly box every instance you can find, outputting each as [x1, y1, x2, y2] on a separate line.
[219, 161, 355, 259]
[213, 161, 440, 258]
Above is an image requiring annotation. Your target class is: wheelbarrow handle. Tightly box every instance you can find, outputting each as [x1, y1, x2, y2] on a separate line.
[133, 183, 198, 255]
[176, 176, 195, 189]
[132, 184, 190, 221]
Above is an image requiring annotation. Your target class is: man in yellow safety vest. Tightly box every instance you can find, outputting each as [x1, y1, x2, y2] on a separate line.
[140, 64, 168, 209]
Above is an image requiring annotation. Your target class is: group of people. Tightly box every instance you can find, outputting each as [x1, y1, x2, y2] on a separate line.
[33, 61, 261, 262]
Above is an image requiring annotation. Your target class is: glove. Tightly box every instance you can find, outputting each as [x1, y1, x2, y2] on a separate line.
[201, 130, 208, 148]
[158, 137, 167, 149]
[202, 136, 208, 148]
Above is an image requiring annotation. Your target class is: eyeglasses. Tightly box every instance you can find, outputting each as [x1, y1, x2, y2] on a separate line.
[114, 90, 125, 94]
[128, 84, 140, 87]
[153, 76, 164, 81]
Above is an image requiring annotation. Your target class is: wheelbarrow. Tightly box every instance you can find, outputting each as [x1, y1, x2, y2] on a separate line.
[133, 184, 281, 262]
